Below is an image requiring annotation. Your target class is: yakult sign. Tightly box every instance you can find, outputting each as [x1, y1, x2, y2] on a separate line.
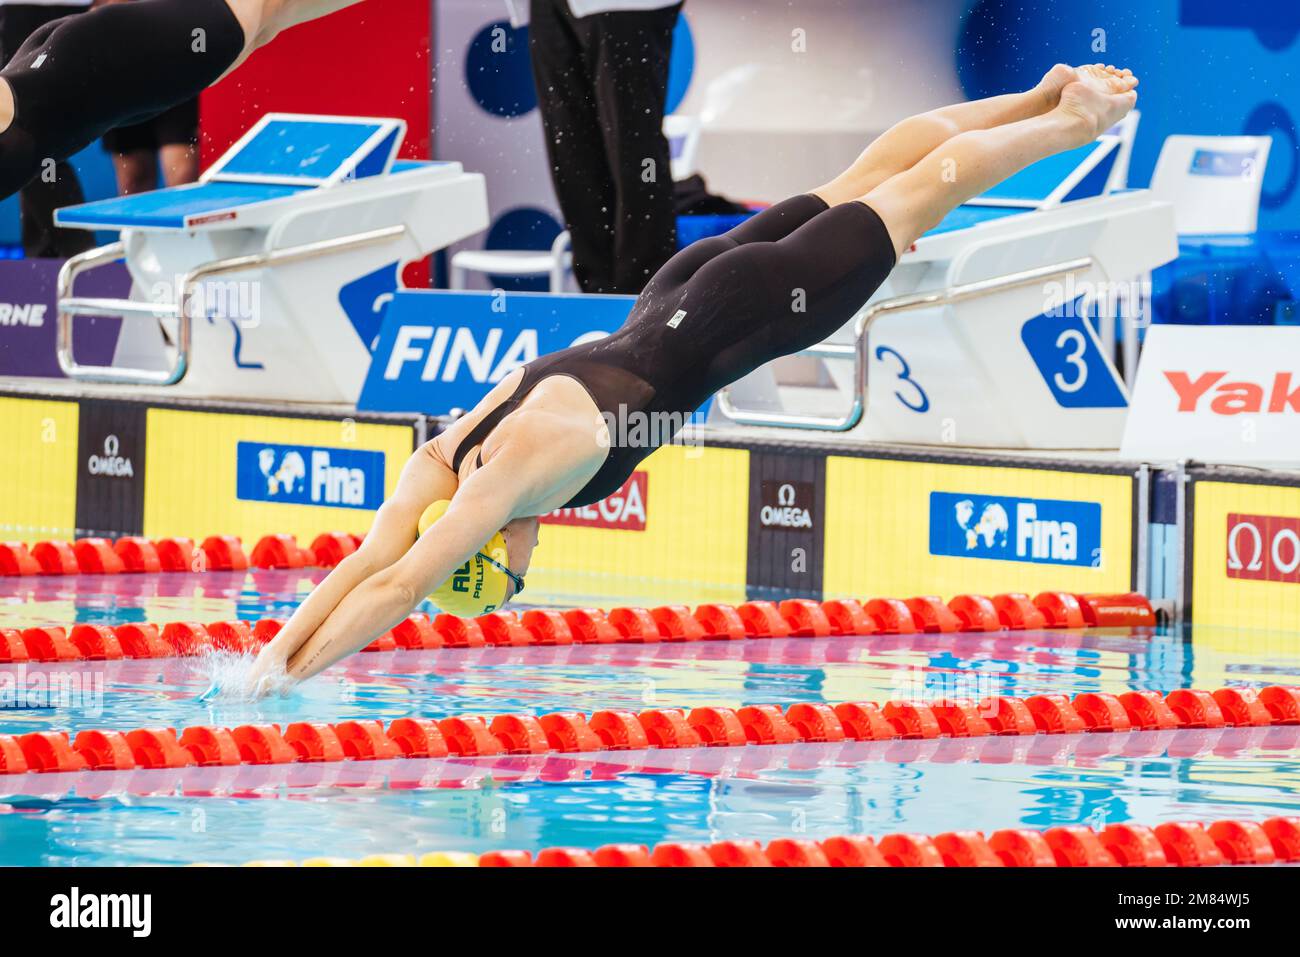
[1121, 326, 1300, 464]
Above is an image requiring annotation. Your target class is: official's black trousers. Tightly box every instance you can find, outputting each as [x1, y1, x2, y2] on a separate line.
[529, 0, 682, 295]
[0, 3, 92, 257]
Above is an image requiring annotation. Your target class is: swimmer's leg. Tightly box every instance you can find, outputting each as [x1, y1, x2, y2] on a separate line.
[0, 0, 364, 199]
[239, 0, 366, 53]
[861, 79, 1137, 260]
[0, 0, 248, 197]
[646, 72, 1036, 285]
[814, 63, 1134, 206]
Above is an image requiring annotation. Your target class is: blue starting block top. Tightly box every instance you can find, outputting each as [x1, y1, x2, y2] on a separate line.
[210, 116, 403, 186]
[57, 181, 310, 230]
[973, 137, 1119, 208]
[927, 204, 1026, 236]
[903, 135, 1123, 238]
[55, 113, 416, 231]
[676, 133, 1123, 249]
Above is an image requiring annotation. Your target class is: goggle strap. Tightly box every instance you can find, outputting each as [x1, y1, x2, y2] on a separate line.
[478, 551, 524, 594]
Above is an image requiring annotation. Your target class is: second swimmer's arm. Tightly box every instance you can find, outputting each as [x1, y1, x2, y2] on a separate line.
[283, 473, 521, 682]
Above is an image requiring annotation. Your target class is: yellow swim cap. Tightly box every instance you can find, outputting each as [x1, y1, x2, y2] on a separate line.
[418, 500, 511, 617]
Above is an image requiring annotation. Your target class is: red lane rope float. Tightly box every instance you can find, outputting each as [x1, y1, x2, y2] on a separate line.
[474, 816, 1300, 867]
[225, 816, 1300, 867]
[3, 684, 1296, 777]
[0, 532, 364, 577]
[10, 723, 1300, 801]
[0, 591, 1156, 664]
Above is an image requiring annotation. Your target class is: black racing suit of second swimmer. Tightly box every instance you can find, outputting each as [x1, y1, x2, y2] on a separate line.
[0, 0, 244, 197]
[452, 194, 897, 508]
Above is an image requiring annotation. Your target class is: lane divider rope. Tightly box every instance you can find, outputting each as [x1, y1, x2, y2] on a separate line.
[0, 591, 1156, 664]
[218, 815, 1300, 867]
[3, 683, 1296, 776]
[0, 532, 360, 577]
[7, 721, 1297, 801]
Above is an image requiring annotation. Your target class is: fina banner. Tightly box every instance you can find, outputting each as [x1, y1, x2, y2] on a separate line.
[822, 455, 1134, 600]
[1121, 326, 1300, 464]
[928, 491, 1102, 567]
[235, 441, 386, 511]
[357, 289, 634, 415]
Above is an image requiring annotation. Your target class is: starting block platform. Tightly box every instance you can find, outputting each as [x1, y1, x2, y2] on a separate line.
[53, 114, 489, 403]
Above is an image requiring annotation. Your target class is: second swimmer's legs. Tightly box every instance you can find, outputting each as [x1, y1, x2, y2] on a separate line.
[0, 0, 374, 198]
[0, 0, 252, 198]
[238, 0, 365, 50]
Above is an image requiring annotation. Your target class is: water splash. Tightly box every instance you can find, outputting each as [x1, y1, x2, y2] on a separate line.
[195, 651, 294, 703]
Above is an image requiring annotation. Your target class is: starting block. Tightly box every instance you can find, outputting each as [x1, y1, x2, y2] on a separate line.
[54, 114, 488, 403]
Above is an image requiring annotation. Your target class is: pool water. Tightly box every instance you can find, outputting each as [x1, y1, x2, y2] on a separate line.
[1, 571, 1298, 866]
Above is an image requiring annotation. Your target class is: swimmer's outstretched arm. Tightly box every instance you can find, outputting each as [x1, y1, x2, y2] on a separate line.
[248, 391, 606, 692]
[246, 441, 457, 690]
[273, 458, 535, 684]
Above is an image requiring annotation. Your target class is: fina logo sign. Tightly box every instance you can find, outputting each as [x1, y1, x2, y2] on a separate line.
[357, 291, 634, 415]
[236, 442, 385, 511]
[382, 325, 527, 383]
[381, 326, 609, 385]
[929, 491, 1102, 567]
[1226, 513, 1300, 583]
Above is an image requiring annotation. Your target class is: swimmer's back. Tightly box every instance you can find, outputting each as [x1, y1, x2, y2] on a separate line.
[448, 194, 895, 507]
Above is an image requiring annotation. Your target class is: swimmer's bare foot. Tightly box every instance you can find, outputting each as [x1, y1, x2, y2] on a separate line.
[1034, 63, 1079, 109]
[1058, 78, 1138, 141]
[1036, 63, 1136, 112]
[1074, 63, 1138, 95]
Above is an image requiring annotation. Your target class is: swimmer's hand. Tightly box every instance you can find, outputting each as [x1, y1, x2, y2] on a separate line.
[198, 649, 295, 703]
[246, 638, 298, 700]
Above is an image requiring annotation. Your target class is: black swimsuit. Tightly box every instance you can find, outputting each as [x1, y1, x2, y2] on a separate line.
[1, 0, 246, 197]
[452, 194, 896, 508]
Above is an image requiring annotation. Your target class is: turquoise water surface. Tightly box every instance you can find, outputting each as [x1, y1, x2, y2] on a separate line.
[1, 570, 1297, 866]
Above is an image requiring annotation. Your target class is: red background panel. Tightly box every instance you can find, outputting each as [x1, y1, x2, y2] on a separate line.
[200, 0, 432, 165]
[1226, 513, 1300, 584]
[199, 0, 434, 285]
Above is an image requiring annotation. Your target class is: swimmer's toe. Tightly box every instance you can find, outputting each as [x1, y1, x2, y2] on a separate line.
[1075, 62, 1139, 95]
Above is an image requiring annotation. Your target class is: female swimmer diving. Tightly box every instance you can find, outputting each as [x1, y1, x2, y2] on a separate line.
[238, 62, 1138, 691]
